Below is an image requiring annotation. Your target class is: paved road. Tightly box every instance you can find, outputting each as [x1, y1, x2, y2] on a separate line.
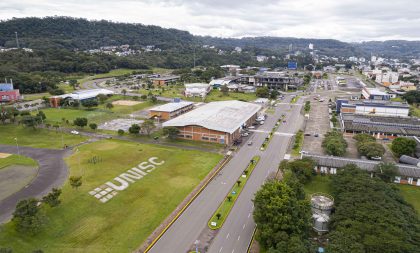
[0, 145, 70, 223]
[148, 95, 305, 253]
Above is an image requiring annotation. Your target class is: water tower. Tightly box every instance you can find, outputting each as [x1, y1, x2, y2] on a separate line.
[310, 193, 334, 233]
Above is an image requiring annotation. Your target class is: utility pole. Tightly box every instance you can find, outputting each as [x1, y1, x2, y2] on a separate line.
[14, 137, 20, 156]
[15, 32, 20, 48]
[193, 46, 196, 69]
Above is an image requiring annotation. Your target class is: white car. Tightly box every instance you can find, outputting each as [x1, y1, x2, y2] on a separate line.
[248, 126, 256, 129]
[241, 132, 249, 137]
[70, 130, 79, 135]
[260, 121, 265, 125]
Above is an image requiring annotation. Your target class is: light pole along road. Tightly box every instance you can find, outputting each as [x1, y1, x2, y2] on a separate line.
[147, 95, 305, 253]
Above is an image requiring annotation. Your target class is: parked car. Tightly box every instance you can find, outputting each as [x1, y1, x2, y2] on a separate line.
[248, 126, 256, 129]
[304, 133, 311, 136]
[241, 132, 249, 137]
[70, 130, 79, 135]
[260, 121, 265, 125]
[314, 133, 319, 137]
[248, 141, 253, 146]
[371, 156, 382, 161]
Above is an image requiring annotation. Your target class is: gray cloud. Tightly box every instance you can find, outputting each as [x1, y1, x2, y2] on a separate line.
[0, 0, 419, 41]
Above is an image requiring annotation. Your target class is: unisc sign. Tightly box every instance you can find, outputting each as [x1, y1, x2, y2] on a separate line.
[89, 157, 165, 203]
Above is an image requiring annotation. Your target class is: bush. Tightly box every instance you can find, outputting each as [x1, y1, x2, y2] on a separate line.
[322, 131, 347, 156]
[391, 137, 416, 158]
[117, 129, 124, 135]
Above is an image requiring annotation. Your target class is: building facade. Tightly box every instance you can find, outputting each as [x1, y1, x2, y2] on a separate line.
[149, 101, 194, 121]
[0, 82, 20, 103]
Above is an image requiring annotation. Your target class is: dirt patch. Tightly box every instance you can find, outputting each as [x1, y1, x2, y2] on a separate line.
[112, 100, 143, 106]
[0, 153, 11, 158]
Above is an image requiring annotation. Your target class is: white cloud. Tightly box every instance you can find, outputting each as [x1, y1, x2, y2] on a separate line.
[0, 0, 419, 41]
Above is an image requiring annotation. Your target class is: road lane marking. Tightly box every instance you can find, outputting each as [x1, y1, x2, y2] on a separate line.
[226, 233, 230, 239]
[232, 250, 235, 253]
[243, 224, 246, 229]
[219, 246, 223, 253]
[248, 213, 251, 218]
[238, 235, 241, 241]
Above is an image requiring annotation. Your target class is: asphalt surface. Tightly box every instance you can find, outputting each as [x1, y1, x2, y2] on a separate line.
[0, 145, 70, 223]
[148, 95, 305, 253]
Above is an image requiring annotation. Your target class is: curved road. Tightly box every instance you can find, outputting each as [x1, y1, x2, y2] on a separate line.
[0, 145, 70, 223]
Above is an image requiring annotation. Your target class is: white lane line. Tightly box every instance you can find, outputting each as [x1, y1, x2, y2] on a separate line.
[238, 235, 241, 241]
[248, 213, 251, 218]
[219, 246, 223, 253]
[226, 233, 230, 239]
[232, 250, 235, 253]
[243, 224, 246, 229]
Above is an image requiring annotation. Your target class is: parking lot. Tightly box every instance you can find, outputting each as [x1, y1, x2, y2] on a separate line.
[302, 98, 331, 154]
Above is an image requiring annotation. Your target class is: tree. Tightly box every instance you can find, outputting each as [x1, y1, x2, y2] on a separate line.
[358, 142, 385, 158]
[353, 133, 375, 143]
[20, 115, 41, 129]
[237, 180, 242, 187]
[42, 188, 62, 207]
[73, 117, 88, 128]
[106, 102, 114, 109]
[322, 131, 347, 156]
[270, 90, 279, 99]
[97, 94, 108, 104]
[374, 163, 399, 182]
[304, 101, 311, 112]
[140, 94, 147, 100]
[69, 79, 78, 89]
[149, 95, 158, 103]
[117, 129, 124, 135]
[122, 89, 127, 97]
[402, 90, 420, 104]
[128, 124, 141, 134]
[216, 213, 221, 220]
[162, 126, 180, 139]
[12, 198, 45, 234]
[253, 179, 311, 252]
[391, 137, 416, 157]
[0, 248, 13, 253]
[89, 123, 98, 130]
[227, 196, 232, 202]
[256, 87, 269, 98]
[281, 158, 315, 184]
[81, 99, 98, 108]
[141, 119, 156, 135]
[220, 85, 229, 96]
[69, 176, 82, 189]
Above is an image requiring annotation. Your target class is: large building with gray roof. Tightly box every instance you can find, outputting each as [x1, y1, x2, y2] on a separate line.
[162, 100, 261, 145]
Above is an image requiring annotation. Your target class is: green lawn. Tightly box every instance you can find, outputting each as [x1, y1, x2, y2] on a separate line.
[0, 139, 222, 253]
[0, 154, 38, 169]
[22, 92, 49, 101]
[0, 125, 88, 149]
[303, 175, 332, 196]
[209, 156, 260, 229]
[410, 105, 420, 118]
[397, 184, 420, 217]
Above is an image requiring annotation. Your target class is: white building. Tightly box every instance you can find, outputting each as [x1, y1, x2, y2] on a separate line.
[184, 83, 211, 98]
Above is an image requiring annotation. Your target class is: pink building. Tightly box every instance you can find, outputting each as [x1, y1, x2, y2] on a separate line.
[0, 82, 21, 103]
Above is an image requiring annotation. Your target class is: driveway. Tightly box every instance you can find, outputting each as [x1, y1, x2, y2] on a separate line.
[0, 145, 70, 223]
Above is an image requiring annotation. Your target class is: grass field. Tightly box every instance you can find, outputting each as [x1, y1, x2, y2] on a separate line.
[0, 154, 38, 169]
[397, 184, 420, 217]
[38, 100, 157, 125]
[0, 139, 222, 253]
[303, 175, 332, 196]
[0, 125, 88, 149]
[139, 87, 257, 102]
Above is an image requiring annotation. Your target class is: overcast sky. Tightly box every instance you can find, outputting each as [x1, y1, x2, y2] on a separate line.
[1, 0, 419, 42]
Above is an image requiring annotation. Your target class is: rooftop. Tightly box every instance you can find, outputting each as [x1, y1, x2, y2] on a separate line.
[162, 100, 261, 134]
[185, 83, 211, 88]
[52, 89, 114, 100]
[303, 153, 420, 178]
[151, 75, 180, 81]
[149, 101, 194, 113]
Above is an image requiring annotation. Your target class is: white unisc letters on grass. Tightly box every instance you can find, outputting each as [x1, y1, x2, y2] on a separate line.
[88, 157, 165, 203]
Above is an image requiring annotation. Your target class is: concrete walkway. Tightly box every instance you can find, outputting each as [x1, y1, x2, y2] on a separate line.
[0, 145, 70, 223]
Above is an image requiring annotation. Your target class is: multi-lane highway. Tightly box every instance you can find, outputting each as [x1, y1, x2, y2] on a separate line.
[148, 95, 305, 253]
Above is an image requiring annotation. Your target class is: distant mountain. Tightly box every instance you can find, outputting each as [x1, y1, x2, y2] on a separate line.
[0, 17, 419, 59]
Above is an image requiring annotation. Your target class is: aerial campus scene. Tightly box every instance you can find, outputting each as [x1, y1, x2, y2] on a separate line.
[0, 1, 419, 253]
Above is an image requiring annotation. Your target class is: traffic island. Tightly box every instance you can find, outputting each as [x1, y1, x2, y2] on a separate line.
[208, 156, 260, 230]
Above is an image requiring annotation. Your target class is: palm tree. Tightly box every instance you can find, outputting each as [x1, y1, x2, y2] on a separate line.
[237, 180, 242, 187]
[227, 196, 232, 202]
[216, 213, 222, 220]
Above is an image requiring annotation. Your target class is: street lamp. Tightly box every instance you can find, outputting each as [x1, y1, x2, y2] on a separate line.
[14, 137, 20, 156]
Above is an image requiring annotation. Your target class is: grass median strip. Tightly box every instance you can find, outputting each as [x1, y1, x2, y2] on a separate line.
[208, 156, 260, 230]
[260, 117, 283, 151]
[291, 130, 304, 157]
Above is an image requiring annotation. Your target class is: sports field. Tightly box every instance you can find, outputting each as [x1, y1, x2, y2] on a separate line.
[0, 139, 222, 252]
